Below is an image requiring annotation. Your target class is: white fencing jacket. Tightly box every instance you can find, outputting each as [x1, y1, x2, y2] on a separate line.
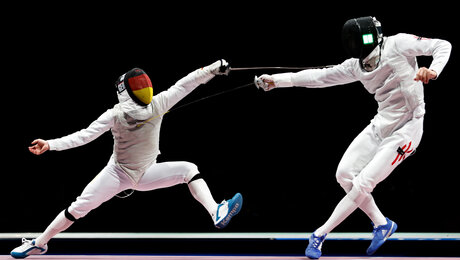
[48, 67, 215, 184]
[272, 33, 451, 138]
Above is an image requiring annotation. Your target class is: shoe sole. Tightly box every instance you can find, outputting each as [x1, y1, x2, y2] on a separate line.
[11, 247, 47, 259]
[215, 193, 243, 229]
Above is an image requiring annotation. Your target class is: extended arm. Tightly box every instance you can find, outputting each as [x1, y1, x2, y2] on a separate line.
[255, 60, 358, 91]
[154, 60, 230, 114]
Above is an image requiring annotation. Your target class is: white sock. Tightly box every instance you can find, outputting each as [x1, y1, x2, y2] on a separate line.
[35, 211, 74, 247]
[315, 194, 359, 236]
[188, 179, 218, 217]
[359, 196, 387, 227]
[341, 184, 387, 228]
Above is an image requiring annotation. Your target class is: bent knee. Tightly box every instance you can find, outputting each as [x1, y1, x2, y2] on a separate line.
[180, 162, 199, 183]
[336, 169, 354, 192]
[352, 175, 376, 196]
[347, 176, 375, 205]
[67, 198, 103, 220]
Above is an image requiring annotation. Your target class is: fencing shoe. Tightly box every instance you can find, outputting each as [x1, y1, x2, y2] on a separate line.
[305, 232, 327, 259]
[367, 217, 398, 255]
[11, 238, 48, 259]
[214, 193, 243, 229]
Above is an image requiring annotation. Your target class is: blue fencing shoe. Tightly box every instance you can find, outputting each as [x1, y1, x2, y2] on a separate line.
[367, 217, 397, 255]
[214, 193, 243, 229]
[305, 232, 327, 259]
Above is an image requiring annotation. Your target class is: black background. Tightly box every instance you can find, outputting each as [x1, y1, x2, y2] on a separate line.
[3, 2, 458, 235]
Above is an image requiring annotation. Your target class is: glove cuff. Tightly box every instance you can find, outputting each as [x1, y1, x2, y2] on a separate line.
[273, 73, 294, 88]
[206, 59, 230, 75]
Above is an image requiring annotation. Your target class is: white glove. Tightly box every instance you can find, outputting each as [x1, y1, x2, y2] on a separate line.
[254, 74, 276, 91]
[206, 59, 230, 75]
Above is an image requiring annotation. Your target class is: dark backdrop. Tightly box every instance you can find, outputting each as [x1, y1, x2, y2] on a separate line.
[3, 2, 458, 234]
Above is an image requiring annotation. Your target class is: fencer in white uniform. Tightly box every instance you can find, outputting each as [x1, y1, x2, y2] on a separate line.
[255, 17, 451, 259]
[11, 60, 243, 259]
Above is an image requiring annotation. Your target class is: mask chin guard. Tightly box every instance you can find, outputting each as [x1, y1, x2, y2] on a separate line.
[361, 45, 381, 72]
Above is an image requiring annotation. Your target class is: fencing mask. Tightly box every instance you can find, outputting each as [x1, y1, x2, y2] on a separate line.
[115, 68, 153, 106]
[342, 16, 383, 72]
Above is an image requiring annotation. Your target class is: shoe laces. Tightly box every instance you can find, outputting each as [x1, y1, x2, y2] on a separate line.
[214, 200, 228, 221]
[372, 226, 379, 233]
[217, 200, 228, 212]
[16, 238, 33, 250]
[311, 235, 325, 249]
[217, 200, 228, 210]
[372, 223, 388, 238]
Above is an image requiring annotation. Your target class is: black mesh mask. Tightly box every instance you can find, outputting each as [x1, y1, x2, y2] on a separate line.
[342, 16, 383, 71]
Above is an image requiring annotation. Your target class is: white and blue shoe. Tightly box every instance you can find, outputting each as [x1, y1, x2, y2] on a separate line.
[367, 217, 398, 255]
[214, 193, 243, 229]
[11, 238, 48, 259]
[305, 232, 327, 259]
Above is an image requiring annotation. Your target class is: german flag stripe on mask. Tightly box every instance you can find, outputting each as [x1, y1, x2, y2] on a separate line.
[124, 68, 153, 106]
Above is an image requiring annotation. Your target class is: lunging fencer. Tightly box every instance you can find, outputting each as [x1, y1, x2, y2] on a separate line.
[11, 60, 243, 259]
[255, 17, 451, 259]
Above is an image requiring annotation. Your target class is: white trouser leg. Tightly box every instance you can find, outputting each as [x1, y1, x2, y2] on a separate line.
[136, 161, 218, 218]
[36, 158, 131, 246]
[135, 161, 199, 191]
[68, 159, 131, 219]
[317, 118, 423, 236]
[335, 124, 387, 226]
